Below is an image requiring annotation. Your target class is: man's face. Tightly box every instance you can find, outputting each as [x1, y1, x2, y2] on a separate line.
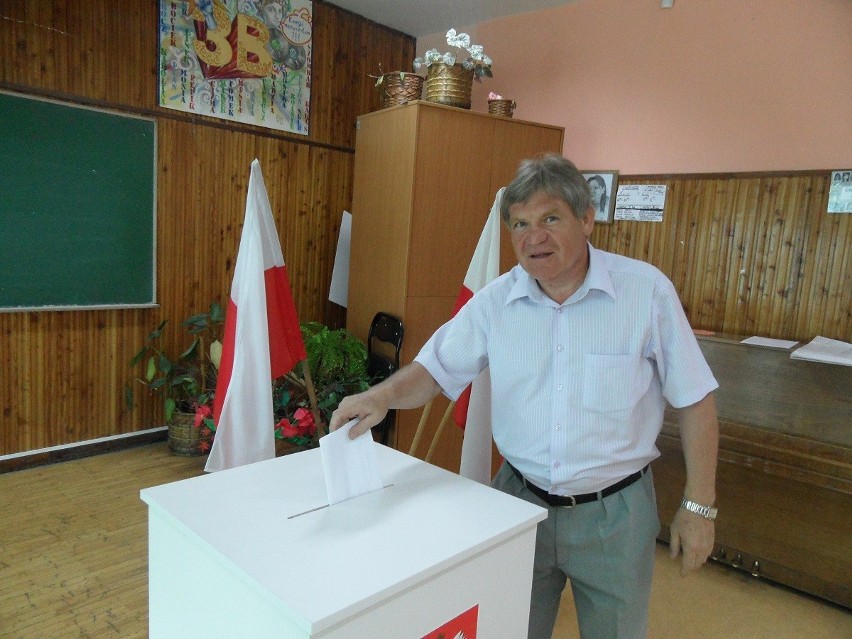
[507, 190, 594, 303]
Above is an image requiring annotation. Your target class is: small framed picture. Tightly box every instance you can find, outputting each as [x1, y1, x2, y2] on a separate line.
[582, 171, 619, 224]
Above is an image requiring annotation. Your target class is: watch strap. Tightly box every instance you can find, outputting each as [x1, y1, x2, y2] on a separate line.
[680, 497, 718, 520]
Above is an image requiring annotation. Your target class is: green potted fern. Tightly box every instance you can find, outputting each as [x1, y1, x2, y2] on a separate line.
[272, 322, 371, 449]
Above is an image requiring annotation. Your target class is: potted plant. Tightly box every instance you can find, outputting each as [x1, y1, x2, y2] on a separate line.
[126, 301, 224, 455]
[190, 320, 372, 455]
[369, 64, 425, 109]
[271, 321, 371, 451]
[415, 29, 493, 109]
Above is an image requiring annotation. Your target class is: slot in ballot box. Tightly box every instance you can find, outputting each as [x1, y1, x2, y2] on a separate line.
[140, 445, 547, 638]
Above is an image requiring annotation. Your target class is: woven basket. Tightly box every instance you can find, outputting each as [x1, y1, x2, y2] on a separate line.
[380, 72, 424, 108]
[168, 410, 202, 456]
[425, 63, 474, 109]
[488, 99, 516, 118]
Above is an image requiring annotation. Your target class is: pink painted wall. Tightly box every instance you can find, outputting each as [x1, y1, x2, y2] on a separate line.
[417, 0, 852, 174]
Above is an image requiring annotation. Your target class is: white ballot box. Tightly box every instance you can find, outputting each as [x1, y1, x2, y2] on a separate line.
[140, 445, 547, 638]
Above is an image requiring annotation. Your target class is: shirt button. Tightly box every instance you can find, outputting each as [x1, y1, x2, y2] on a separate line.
[555, 424, 561, 431]
[557, 384, 563, 391]
[556, 345, 564, 352]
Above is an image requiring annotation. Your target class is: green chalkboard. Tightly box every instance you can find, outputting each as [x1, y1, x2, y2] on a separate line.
[0, 91, 156, 311]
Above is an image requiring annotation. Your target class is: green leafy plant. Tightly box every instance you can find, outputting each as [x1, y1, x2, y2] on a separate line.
[274, 322, 371, 443]
[126, 301, 224, 424]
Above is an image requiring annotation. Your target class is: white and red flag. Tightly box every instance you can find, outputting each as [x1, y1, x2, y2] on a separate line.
[205, 159, 307, 472]
[456, 188, 503, 485]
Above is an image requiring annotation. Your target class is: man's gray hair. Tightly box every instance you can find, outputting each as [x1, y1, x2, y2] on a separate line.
[500, 154, 592, 224]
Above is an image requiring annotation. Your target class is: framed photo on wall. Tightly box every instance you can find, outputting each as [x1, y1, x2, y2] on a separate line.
[582, 171, 619, 224]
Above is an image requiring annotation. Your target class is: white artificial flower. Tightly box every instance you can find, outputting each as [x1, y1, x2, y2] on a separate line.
[209, 340, 223, 369]
[424, 48, 441, 64]
[442, 52, 457, 66]
[446, 29, 471, 49]
[468, 44, 483, 59]
[482, 55, 492, 67]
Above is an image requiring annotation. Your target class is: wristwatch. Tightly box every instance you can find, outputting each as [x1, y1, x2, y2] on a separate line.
[680, 498, 718, 520]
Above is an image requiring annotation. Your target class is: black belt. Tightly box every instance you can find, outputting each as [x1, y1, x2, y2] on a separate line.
[508, 462, 649, 508]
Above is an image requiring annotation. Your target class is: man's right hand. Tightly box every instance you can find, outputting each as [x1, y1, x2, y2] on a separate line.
[329, 391, 389, 439]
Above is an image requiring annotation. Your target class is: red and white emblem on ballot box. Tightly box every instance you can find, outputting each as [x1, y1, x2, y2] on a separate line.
[421, 604, 479, 639]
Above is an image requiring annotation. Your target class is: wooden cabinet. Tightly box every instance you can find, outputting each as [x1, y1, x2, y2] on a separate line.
[347, 101, 564, 472]
[655, 336, 851, 608]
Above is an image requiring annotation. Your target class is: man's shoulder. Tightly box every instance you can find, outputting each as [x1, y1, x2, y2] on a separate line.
[594, 247, 669, 283]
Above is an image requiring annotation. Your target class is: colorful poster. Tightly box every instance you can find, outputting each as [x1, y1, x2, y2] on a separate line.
[159, 0, 312, 135]
[421, 604, 479, 639]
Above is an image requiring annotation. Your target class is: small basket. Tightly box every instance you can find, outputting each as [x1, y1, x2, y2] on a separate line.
[488, 99, 516, 118]
[380, 72, 424, 108]
[168, 411, 202, 456]
[425, 63, 475, 109]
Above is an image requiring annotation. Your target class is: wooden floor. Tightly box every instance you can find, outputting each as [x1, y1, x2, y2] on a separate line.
[1, 443, 849, 638]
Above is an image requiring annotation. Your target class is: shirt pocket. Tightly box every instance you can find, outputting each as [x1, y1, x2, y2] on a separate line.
[582, 353, 643, 413]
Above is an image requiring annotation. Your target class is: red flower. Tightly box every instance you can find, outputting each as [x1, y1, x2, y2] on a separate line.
[198, 439, 211, 453]
[194, 404, 212, 428]
[293, 407, 315, 436]
[275, 418, 300, 439]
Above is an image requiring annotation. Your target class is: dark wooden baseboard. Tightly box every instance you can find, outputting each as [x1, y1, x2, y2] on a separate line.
[0, 429, 168, 474]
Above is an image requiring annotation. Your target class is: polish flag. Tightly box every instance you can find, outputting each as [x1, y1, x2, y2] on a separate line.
[456, 188, 503, 485]
[205, 159, 307, 472]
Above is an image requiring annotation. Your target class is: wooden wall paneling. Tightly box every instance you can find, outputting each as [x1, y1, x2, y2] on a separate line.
[592, 173, 849, 341]
[0, 1, 417, 456]
[311, 1, 416, 148]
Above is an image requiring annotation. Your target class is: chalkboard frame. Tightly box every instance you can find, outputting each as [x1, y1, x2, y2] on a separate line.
[0, 90, 157, 312]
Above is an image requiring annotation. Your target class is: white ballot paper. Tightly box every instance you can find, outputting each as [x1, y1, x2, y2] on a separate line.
[319, 419, 384, 505]
[741, 336, 799, 350]
[790, 336, 852, 367]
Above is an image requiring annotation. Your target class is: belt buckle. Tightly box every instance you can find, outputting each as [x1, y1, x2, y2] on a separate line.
[560, 495, 577, 509]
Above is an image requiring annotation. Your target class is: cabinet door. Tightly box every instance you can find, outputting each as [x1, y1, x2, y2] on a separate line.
[348, 107, 419, 342]
[407, 107, 496, 298]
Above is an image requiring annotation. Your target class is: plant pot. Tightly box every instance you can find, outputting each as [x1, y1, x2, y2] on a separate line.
[424, 63, 474, 109]
[488, 99, 516, 118]
[168, 410, 202, 456]
[380, 72, 424, 108]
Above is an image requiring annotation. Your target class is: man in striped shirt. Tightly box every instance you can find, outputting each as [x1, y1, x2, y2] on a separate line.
[332, 154, 719, 639]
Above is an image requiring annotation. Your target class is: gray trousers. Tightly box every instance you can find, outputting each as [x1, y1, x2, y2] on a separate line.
[491, 462, 660, 639]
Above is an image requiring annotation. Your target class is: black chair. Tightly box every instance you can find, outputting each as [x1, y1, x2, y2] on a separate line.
[367, 312, 403, 445]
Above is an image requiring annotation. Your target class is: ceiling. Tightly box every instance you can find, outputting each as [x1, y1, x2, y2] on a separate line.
[327, 0, 581, 38]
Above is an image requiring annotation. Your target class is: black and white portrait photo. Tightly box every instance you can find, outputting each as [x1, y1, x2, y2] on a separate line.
[583, 171, 619, 224]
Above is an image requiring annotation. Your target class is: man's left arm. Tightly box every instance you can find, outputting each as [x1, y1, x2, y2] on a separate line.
[668, 392, 719, 576]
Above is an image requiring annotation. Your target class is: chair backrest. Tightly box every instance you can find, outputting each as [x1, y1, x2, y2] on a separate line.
[366, 312, 403, 446]
[367, 312, 403, 379]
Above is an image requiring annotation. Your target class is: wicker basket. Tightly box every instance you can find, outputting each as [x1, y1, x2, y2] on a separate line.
[168, 410, 202, 456]
[424, 63, 474, 109]
[488, 99, 516, 118]
[380, 72, 424, 108]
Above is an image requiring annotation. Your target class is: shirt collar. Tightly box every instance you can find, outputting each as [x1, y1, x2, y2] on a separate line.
[505, 243, 616, 306]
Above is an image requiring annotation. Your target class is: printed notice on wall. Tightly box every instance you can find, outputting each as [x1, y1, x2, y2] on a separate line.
[614, 184, 667, 222]
[827, 170, 852, 213]
[158, 0, 312, 135]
